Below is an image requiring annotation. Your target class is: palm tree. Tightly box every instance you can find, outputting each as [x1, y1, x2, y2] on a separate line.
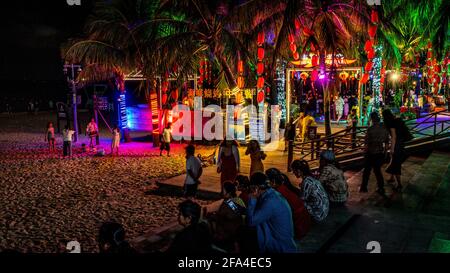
[63, 0, 164, 137]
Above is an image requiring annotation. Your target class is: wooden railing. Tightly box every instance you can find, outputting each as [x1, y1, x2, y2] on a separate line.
[287, 109, 450, 171]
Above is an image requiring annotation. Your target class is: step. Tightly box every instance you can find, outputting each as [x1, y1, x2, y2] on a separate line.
[392, 152, 450, 212]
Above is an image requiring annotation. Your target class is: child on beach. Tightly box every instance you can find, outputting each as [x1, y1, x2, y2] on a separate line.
[160, 122, 172, 156]
[45, 122, 56, 152]
[111, 126, 120, 156]
[62, 125, 75, 157]
[86, 118, 98, 150]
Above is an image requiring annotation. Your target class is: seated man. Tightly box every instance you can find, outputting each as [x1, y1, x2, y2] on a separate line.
[167, 200, 212, 254]
[319, 151, 348, 207]
[247, 172, 297, 253]
[205, 182, 246, 253]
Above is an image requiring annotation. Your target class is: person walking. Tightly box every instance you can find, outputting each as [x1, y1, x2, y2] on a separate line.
[217, 139, 240, 194]
[382, 109, 413, 192]
[360, 112, 389, 195]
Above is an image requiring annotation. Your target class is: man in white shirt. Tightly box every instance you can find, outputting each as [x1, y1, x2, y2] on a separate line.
[63, 125, 75, 157]
[160, 122, 172, 156]
[184, 145, 203, 198]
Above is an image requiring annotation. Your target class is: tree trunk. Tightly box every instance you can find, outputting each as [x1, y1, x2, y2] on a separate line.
[218, 55, 237, 88]
[319, 51, 332, 137]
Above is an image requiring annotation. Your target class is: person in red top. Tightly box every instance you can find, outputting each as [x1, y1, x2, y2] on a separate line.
[266, 168, 311, 240]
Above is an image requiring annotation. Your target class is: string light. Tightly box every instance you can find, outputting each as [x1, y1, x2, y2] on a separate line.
[372, 45, 382, 109]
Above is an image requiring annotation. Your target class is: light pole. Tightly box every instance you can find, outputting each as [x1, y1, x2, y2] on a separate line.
[63, 64, 81, 143]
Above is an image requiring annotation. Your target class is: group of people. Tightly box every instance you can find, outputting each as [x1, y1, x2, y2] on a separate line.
[44, 118, 121, 157]
[174, 140, 349, 253]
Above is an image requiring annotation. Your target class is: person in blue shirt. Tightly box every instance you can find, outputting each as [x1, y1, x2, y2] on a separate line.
[247, 172, 297, 253]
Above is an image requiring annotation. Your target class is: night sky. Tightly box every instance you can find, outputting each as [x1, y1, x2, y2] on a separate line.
[1, 1, 93, 87]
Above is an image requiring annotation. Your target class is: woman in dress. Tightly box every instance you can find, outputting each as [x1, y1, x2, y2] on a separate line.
[111, 126, 120, 156]
[245, 140, 266, 176]
[217, 139, 240, 194]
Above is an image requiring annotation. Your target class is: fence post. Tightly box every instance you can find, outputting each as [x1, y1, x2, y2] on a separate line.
[287, 140, 294, 172]
[351, 126, 357, 149]
[433, 113, 437, 142]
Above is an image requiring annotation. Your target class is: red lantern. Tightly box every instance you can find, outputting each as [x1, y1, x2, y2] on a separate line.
[427, 42, 432, 49]
[371, 10, 379, 23]
[199, 67, 205, 75]
[293, 52, 300, 60]
[381, 68, 386, 75]
[288, 33, 295, 44]
[257, 91, 265, 103]
[257, 31, 265, 45]
[360, 73, 369, 84]
[238, 60, 244, 73]
[364, 40, 373, 52]
[200, 60, 206, 67]
[365, 61, 374, 71]
[426, 60, 432, 66]
[311, 55, 319, 66]
[311, 69, 318, 81]
[435, 75, 441, 84]
[310, 43, 316, 52]
[434, 65, 441, 73]
[294, 18, 301, 30]
[237, 76, 245, 89]
[427, 51, 432, 59]
[367, 49, 375, 59]
[257, 62, 264, 75]
[303, 27, 314, 36]
[368, 25, 377, 38]
[171, 90, 179, 101]
[257, 77, 265, 89]
[257, 47, 265, 60]
[162, 94, 168, 104]
[290, 43, 297, 53]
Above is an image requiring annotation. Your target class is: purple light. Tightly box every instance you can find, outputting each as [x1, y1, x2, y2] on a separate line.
[319, 74, 325, 80]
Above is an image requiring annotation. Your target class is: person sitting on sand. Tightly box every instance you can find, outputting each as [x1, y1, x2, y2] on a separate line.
[167, 200, 213, 254]
[98, 222, 136, 254]
[205, 181, 246, 253]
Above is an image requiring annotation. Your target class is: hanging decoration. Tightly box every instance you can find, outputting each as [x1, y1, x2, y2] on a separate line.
[256, 31, 266, 102]
[237, 59, 245, 89]
[288, 32, 299, 60]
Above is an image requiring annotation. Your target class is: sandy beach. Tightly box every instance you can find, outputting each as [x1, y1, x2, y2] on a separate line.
[0, 112, 215, 252]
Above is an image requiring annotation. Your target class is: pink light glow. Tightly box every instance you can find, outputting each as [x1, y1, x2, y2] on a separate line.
[319, 74, 326, 80]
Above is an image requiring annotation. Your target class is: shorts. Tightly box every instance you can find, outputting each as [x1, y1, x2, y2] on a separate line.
[160, 142, 170, 151]
[184, 183, 198, 197]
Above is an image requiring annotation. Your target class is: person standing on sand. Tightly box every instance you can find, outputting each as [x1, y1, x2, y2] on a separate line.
[217, 139, 240, 194]
[184, 145, 203, 198]
[160, 123, 172, 156]
[111, 126, 120, 156]
[62, 125, 75, 157]
[245, 140, 266, 176]
[86, 118, 98, 150]
[45, 122, 56, 152]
